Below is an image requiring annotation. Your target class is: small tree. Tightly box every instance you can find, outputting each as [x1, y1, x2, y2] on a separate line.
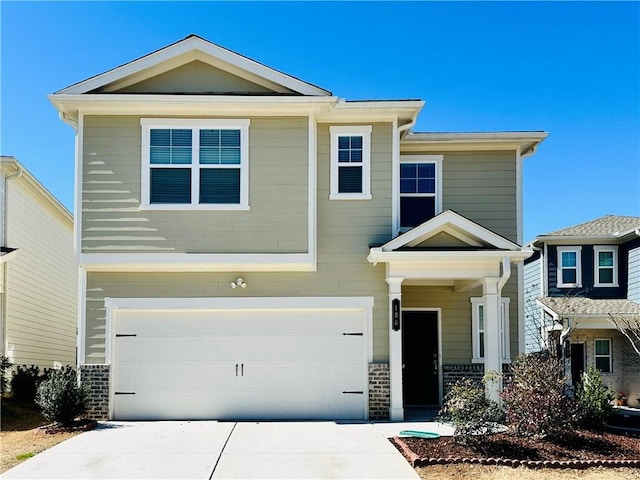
[575, 365, 614, 430]
[608, 313, 640, 357]
[0, 356, 12, 396]
[35, 366, 89, 425]
[438, 375, 504, 446]
[500, 352, 574, 439]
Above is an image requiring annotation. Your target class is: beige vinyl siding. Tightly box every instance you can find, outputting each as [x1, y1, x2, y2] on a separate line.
[84, 123, 394, 364]
[5, 179, 77, 368]
[441, 152, 517, 242]
[115, 61, 282, 95]
[82, 116, 308, 253]
[402, 278, 519, 364]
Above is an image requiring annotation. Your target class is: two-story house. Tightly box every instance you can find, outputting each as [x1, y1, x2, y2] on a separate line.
[524, 215, 640, 406]
[49, 35, 547, 421]
[0, 156, 77, 372]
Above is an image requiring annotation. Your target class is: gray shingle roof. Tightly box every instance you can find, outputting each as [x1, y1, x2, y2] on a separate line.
[537, 297, 640, 316]
[543, 215, 640, 237]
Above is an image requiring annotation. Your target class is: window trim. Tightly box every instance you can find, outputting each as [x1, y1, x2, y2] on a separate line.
[471, 297, 511, 363]
[329, 125, 372, 200]
[557, 246, 582, 288]
[594, 338, 612, 373]
[398, 155, 443, 232]
[594, 245, 619, 287]
[140, 118, 250, 210]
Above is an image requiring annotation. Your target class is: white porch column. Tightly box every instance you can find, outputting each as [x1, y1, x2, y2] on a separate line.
[482, 277, 503, 402]
[387, 276, 404, 421]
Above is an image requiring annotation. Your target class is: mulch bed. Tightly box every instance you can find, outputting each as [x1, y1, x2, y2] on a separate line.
[38, 418, 98, 434]
[392, 430, 640, 469]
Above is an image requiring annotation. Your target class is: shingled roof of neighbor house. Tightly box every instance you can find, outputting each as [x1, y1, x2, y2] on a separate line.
[538, 297, 640, 317]
[542, 215, 640, 238]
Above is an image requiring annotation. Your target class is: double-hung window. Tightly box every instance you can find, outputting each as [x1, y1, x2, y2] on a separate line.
[557, 246, 582, 288]
[141, 119, 250, 209]
[594, 338, 612, 373]
[471, 297, 511, 363]
[329, 126, 371, 200]
[594, 246, 618, 287]
[399, 155, 442, 230]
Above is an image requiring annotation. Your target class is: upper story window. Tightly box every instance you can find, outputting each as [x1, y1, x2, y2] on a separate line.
[141, 119, 250, 210]
[471, 297, 511, 363]
[557, 246, 582, 288]
[594, 246, 619, 287]
[329, 126, 371, 200]
[399, 155, 442, 230]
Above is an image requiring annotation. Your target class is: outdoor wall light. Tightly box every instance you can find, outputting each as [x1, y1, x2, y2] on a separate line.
[231, 277, 247, 289]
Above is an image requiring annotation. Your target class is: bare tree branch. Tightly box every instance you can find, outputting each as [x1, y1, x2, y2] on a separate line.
[608, 313, 640, 357]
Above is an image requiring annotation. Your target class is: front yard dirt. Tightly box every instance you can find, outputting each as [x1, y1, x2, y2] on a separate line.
[0, 398, 93, 473]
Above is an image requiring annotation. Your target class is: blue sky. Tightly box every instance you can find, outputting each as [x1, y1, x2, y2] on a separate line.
[1, 1, 638, 241]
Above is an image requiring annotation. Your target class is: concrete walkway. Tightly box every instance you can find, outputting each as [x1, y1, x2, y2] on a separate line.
[2, 420, 453, 479]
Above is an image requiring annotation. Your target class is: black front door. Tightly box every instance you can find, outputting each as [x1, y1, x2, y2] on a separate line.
[570, 343, 585, 386]
[402, 310, 439, 406]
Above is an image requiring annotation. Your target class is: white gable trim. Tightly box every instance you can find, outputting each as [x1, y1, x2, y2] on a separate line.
[56, 35, 330, 96]
[379, 210, 521, 252]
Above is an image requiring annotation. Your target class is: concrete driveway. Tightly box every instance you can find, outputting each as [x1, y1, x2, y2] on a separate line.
[2, 420, 454, 479]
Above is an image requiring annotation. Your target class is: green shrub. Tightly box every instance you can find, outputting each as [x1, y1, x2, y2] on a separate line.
[500, 353, 574, 439]
[10, 365, 50, 403]
[438, 376, 504, 446]
[1, 356, 12, 396]
[575, 365, 614, 430]
[35, 366, 89, 425]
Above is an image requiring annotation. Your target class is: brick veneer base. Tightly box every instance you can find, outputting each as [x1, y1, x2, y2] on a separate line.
[369, 363, 390, 420]
[79, 364, 110, 420]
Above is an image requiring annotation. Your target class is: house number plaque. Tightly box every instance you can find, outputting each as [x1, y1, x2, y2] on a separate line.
[392, 299, 401, 331]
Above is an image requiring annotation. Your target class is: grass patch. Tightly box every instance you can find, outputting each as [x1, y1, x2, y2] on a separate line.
[15, 452, 34, 461]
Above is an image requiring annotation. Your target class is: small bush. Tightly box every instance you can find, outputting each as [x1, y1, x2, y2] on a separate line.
[1, 356, 12, 396]
[10, 365, 50, 403]
[575, 365, 614, 430]
[438, 376, 504, 446]
[500, 353, 574, 439]
[35, 366, 89, 425]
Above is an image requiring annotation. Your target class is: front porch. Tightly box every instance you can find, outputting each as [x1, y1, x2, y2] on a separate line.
[368, 210, 532, 421]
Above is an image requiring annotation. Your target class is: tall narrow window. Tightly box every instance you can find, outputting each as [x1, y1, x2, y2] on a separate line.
[594, 338, 612, 373]
[399, 155, 442, 230]
[330, 126, 371, 200]
[594, 246, 618, 287]
[141, 119, 249, 210]
[557, 247, 582, 288]
[471, 297, 510, 363]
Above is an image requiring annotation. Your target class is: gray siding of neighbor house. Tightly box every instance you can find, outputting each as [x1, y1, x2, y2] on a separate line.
[524, 253, 543, 353]
[83, 123, 395, 363]
[628, 246, 640, 303]
[441, 151, 518, 243]
[82, 116, 309, 254]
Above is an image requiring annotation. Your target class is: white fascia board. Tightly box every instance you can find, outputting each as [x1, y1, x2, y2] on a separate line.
[56, 36, 331, 96]
[105, 296, 374, 311]
[401, 132, 548, 154]
[80, 253, 316, 272]
[368, 248, 533, 266]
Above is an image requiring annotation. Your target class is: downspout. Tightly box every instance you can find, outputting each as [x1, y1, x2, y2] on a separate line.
[1, 164, 22, 360]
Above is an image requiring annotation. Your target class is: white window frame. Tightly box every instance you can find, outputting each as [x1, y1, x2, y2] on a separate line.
[329, 125, 372, 200]
[471, 297, 511, 363]
[398, 155, 443, 231]
[594, 338, 612, 373]
[594, 246, 619, 287]
[140, 118, 250, 210]
[557, 246, 582, 288]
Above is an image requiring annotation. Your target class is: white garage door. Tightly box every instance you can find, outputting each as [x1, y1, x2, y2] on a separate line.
[111, 300, 370, 421]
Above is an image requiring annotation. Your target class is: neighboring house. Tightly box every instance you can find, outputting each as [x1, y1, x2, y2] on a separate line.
[524, 215, 640, 406]
[49, 35, 547, 421]
[0, 156, 78, 371]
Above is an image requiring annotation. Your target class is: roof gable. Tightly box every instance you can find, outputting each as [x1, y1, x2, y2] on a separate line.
[379, 210, 521, 252]
[56, 35, 331, 96]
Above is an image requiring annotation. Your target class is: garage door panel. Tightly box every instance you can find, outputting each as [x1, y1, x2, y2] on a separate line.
[112, 304, 368, 420]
